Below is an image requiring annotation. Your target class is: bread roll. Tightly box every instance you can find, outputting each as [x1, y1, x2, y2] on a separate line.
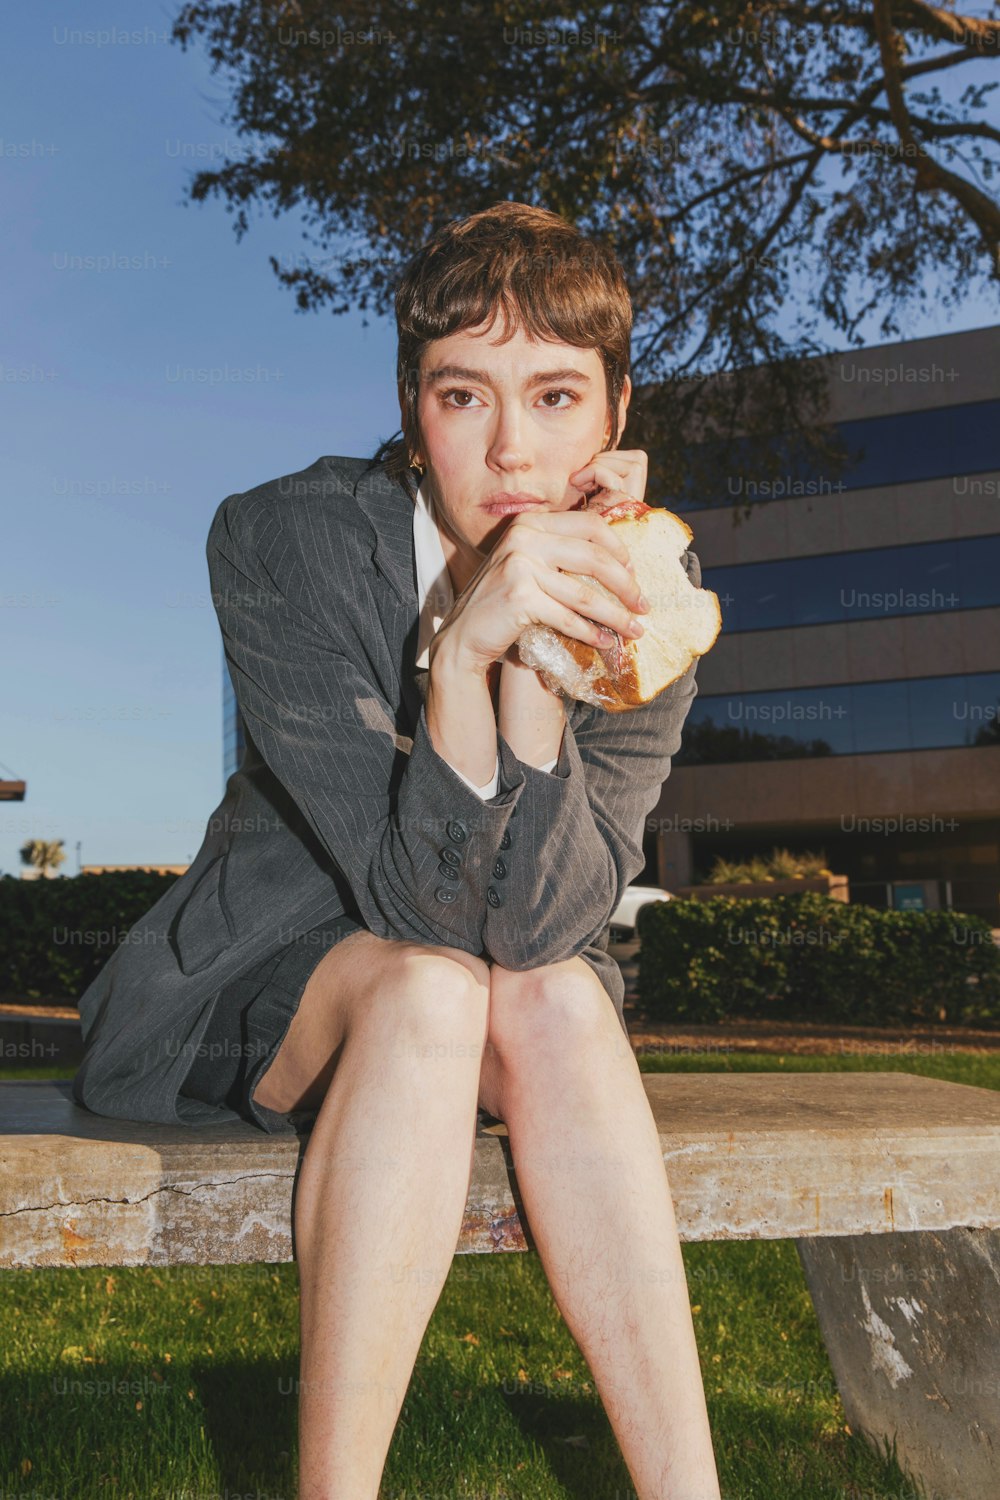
[516, 500, 721, 711]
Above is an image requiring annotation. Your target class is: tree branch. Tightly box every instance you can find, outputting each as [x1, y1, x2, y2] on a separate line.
[898, 0, 1000, 51]
[873, 0, 1000, 255]
[670, 150, 817, 222]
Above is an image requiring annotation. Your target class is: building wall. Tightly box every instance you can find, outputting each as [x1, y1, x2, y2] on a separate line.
[651, 325, 1000, 922]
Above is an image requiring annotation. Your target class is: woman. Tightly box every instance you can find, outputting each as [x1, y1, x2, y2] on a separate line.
[73, 201, 721, 1499]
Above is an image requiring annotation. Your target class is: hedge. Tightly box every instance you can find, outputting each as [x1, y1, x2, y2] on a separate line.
[0, 871, 178, 1004]
[636, 893, 1000, 1028]
[5, 874, 999, 1029]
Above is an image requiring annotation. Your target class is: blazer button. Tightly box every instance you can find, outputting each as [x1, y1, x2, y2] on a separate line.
[446, 820, 468, 844]
[439, 847, 462, 867]
[499, 830, 512, 851]
[492, 857, 508, 880]
[435, 887, 458, 904]
[487, 886, 504, 908]
[437, 862, 459, 881]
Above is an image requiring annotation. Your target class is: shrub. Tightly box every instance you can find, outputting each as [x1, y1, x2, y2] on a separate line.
[0, 871, 178, 1004]
[636, 893, 1000, 1028]
[702, 847, 833, 883]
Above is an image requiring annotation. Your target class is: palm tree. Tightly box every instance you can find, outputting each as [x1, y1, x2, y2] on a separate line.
[19, 839, 67, 879]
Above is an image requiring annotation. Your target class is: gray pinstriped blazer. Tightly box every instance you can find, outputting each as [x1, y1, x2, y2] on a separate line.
[71, 454, 702, 1130]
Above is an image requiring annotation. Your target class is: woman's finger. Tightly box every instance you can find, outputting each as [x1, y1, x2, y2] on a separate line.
[570, 448, 647, 504]
[570, 458, 632, 497]
[543, 568, 645, 644]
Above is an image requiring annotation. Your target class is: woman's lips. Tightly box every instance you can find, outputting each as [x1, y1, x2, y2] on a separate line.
[483, 500, 546, 516]
[483, 489, 618, 517]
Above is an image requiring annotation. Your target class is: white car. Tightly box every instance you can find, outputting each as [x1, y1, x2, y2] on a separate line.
[608, 884, 673, 942]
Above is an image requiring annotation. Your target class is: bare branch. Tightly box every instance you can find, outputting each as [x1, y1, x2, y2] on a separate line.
[898, 0, 1000, 51]
[671, 151, 817, 223]
[874, 0, 1000, 255]
[674, 45, 983, 127]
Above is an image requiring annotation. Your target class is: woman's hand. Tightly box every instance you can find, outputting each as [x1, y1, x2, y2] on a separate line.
[569, 447, 648, 507]
[430, 505, 649, 679]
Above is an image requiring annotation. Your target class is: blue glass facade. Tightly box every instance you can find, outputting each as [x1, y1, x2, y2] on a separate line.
[702, 533, 1000, 633]
[820, 398, 1000, 493]
[677, 671, 1000, 764]
[672, 398, 1000, 511]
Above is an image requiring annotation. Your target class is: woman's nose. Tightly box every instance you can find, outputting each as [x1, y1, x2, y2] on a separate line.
[485, 406, 530, 470]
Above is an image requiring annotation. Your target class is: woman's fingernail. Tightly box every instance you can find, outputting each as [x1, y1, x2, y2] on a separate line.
[638, 593, 650, 611]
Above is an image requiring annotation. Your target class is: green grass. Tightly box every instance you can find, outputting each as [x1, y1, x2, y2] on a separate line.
[4, 1052, 992, 1498]
[638, 1047, 1000, 1092]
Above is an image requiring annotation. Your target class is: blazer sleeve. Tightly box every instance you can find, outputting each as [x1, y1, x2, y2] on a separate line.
[449, 752, 558, 800]
[207, 494, 524, 954]
[481, 547, 703, 970]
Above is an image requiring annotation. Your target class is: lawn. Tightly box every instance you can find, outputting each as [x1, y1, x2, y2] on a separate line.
[4, 1051, 993, 1499]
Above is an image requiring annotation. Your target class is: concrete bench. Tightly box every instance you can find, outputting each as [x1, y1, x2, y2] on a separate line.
[2, 1071, 999, 1500]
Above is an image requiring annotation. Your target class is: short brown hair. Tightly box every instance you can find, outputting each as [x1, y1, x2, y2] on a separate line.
[368, 201, 633, 499]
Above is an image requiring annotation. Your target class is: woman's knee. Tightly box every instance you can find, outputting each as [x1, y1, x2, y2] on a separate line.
[486, 958, 610, 1066]
[252, 937, 487, 1115]
[354, 939, 491, 1041]
[402, 942, 492, 994]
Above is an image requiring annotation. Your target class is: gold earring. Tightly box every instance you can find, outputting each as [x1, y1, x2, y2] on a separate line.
[411, 455, 425, 475]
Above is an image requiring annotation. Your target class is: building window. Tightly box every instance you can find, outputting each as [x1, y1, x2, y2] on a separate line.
[677, 671, 1000, 763]
[702, 532, 1000, 633]
[671, 398, 1000, 510]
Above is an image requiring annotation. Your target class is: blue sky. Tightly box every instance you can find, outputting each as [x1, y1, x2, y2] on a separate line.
[1, 1, 994, 874]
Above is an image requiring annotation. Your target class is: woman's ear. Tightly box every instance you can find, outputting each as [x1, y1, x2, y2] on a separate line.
[605, 375, 631, 450]
[616, 375, 632, 446]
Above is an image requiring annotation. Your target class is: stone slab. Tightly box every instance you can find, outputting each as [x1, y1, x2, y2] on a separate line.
[798, 1226, 1000, 1500]
[1, 1073, 999, 1267]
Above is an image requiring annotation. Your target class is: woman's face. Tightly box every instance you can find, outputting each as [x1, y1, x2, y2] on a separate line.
[406, 314, 630, 588]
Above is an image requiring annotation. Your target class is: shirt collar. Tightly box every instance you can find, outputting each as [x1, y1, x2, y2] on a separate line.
[413, 479, 456, 670]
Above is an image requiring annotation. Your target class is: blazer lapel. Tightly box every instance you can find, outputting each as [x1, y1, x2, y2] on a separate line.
[348, 462, 429, 727]
[350, 462, 417, 610]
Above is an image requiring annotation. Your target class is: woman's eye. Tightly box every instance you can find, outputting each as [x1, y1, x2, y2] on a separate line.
[438, 387, 579, 410]
[439, 388, 481, 408]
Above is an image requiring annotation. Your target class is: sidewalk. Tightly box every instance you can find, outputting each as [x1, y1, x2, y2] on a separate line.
[623, 1011, 1000, 1056]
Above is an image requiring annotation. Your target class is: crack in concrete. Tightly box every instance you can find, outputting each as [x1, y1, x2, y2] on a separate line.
[0, 1171, 293, 1218]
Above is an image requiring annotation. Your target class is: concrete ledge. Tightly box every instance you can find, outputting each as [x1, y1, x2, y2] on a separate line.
[799, 1226, 1000, 1500]
[3, 1072, 1000, 1268]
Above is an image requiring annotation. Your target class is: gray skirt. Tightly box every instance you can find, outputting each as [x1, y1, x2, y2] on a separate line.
[178, 912, 366, 1134]
[179, 916, 624, 1135]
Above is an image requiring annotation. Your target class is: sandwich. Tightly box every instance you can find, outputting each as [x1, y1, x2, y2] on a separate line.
[516, 497, 721, 712]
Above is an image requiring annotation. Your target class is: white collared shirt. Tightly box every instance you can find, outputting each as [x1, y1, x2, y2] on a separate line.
[412, 479, 558, 798]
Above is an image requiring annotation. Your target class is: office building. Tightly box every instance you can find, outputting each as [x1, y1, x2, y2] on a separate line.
[650, 325, 999, 923]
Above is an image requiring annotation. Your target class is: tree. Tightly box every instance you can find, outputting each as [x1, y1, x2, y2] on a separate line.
[170, 0, 1000, 505]
[19, 839, 67, 880]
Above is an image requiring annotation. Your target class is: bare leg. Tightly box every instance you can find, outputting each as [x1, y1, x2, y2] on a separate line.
[252, 935, 491, 1500]
[480, 957, 722, 1500]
